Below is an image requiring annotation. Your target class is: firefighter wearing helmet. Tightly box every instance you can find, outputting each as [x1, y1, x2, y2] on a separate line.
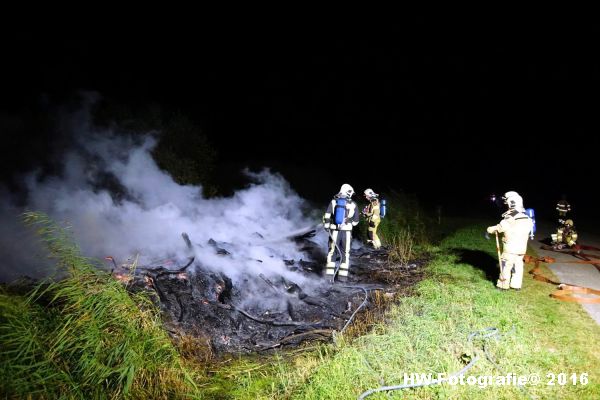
[362, 188, 382, 249]
[486, 191, 534, 290]
[555, 218, 578, 248]
[552, 195, 578, 248]
[556, 195, 571, 222]
[322, 184, 360, 282]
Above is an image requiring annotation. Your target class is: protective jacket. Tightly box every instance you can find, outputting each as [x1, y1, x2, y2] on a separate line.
[556, 200, 571, 217]
[363, 198, 381, 223]
[488, 209, 533, 255]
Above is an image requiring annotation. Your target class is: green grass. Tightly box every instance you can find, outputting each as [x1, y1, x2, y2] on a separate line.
[205, 222, 600, 399]
[4, 213, 600, 399]
[0, 212, 202, 399]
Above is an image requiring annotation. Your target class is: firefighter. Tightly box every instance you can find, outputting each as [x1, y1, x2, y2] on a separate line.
[487, 191, 534, 290]
[362, 188, 382, 249]
[322, 184, 360, 281]
[556, 195, 571, 225]
[553, 195, 577, 248]
[556, 218, 578, 248]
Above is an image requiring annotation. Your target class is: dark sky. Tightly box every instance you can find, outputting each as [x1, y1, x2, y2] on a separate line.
[2, 22, 600, 220]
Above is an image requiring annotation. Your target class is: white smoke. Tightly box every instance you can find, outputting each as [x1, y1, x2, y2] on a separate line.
[0, 102, 328, 285]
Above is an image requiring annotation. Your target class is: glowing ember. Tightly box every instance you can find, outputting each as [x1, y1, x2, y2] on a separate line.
[113, 273, 132, 284]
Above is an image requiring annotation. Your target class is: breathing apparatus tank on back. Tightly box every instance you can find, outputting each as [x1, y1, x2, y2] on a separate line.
[525, 208, 536, 239]
[380, 199, 387, 218]
[334, 197, 347, 225]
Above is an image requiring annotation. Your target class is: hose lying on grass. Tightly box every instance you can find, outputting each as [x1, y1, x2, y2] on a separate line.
[340, 285, 384, 333]
[357, 327, 532, 400]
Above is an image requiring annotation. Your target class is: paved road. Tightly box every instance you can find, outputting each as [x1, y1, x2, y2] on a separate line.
[530, 223, 600, 325]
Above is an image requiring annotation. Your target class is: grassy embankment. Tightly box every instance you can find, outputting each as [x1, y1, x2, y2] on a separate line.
[205, 200, 600, 399]
[3, 196, 600, 399]
[0, 213, 203, 399]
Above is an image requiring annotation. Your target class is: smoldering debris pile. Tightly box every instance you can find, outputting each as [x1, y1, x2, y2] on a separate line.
[117, 232, 425, 355]
[0, 105, 426, 355]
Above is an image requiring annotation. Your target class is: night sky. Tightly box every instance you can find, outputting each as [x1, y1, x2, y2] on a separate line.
[2, 23, 600, 222]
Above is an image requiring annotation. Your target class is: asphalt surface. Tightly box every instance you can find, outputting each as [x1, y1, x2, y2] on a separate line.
[531, 223, 600, 325]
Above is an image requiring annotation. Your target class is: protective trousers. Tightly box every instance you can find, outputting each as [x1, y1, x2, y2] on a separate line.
[326, 230, 352, 277]
[367, 219, 381, 249]
[497, 252, 524, 289]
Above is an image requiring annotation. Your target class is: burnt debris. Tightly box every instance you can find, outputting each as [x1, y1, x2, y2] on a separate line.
[115, 232, 425, 355]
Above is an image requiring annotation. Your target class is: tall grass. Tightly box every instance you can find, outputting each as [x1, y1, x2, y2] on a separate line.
[373, 191, 429, 245]
[0, 212, 200, 399]
[386, 228, 415, 265]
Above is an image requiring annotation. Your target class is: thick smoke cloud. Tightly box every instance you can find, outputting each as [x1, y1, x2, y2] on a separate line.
[0, 100, 328, 284]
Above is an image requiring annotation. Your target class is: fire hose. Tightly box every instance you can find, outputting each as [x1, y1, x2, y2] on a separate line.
[525, 252, 600, 304]
[356, 241, 600, 397]
[357, 327, 533, 400]
[340, 285, 384, 333]
[540, 244, 600, 274]
[322, 225, 388, 331]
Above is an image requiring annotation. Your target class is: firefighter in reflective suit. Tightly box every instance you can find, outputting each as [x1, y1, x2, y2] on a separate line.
[487, 191, 534, 290]
[322, 184, 360, 281]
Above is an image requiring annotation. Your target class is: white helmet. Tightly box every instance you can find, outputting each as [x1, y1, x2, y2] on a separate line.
[364, 188, 378, 199]
[502, 191, 524, 211]
[339, 183, 354, 198]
